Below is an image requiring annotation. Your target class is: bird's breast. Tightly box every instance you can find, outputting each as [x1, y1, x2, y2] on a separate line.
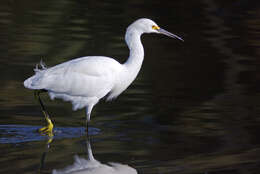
[106, 68, 137, 101]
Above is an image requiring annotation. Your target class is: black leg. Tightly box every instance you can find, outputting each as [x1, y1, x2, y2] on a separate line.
[34, 90, 49, 117]
[34, 90, 54, 137]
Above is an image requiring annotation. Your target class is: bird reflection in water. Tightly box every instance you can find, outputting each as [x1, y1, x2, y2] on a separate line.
[38, 135, 137, 174]
[52, 137, 137, 174]
[39, 136, 53, 173]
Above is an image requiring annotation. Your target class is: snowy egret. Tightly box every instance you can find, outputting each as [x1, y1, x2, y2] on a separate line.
[24, 18, 183, 135]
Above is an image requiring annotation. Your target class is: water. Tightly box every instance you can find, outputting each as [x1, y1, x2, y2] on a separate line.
[1, 0, 260, 173]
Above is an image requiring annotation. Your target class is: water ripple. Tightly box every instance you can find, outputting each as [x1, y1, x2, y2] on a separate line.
[0, 124, 100, 144]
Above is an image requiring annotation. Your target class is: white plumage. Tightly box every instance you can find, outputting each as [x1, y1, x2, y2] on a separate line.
[24, 57, 124, 112]
[24, 18, 183, 128]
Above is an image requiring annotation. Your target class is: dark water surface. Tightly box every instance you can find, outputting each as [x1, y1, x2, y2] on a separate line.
[1, 0, 260, 173]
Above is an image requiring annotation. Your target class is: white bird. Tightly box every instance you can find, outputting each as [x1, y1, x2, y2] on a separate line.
[52, 139, 137, 174]
[24, 18, 183, 136]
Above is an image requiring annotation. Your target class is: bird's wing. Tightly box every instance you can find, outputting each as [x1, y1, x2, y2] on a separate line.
[47, 56, 121, 77]
[42, 56, 123, 98]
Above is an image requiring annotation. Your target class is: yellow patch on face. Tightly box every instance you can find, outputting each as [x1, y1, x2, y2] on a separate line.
[152, 25, 160, 30]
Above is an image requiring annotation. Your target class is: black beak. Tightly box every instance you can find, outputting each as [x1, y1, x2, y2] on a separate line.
[158, 28, 184, 42]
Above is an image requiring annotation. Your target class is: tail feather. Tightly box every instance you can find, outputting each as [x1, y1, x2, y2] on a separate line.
[24, 60, 48, 89]
[34, 59, 47, 73]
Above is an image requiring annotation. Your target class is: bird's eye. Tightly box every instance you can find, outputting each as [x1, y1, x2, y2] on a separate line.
[152, 25, 160, 30]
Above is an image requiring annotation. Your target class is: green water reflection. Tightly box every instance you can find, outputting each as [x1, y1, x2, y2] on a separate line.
[1, 0, 260, 174]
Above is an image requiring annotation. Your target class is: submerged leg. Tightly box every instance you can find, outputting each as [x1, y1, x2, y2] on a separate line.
[39, 136, 53, 172]
[85, 135, 95, 161]
[34, 90, 54, 137]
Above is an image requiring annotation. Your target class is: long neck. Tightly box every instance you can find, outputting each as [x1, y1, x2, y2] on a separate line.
[106, 28, 144, 100]
[123, 28, 144, 76]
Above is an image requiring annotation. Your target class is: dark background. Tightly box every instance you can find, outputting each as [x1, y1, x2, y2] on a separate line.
[1, 0, 260, 173]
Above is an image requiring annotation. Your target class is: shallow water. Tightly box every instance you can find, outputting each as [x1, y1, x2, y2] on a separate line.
[1, 0, 260, 173]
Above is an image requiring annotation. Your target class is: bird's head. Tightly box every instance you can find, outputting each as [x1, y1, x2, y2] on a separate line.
[128, 18, 183, 41]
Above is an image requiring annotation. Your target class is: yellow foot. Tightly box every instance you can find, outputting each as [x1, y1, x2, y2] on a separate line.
[39, 117, 54, 137]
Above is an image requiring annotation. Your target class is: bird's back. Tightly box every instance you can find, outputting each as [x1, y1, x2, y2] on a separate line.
[24, 56, 123, 99]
